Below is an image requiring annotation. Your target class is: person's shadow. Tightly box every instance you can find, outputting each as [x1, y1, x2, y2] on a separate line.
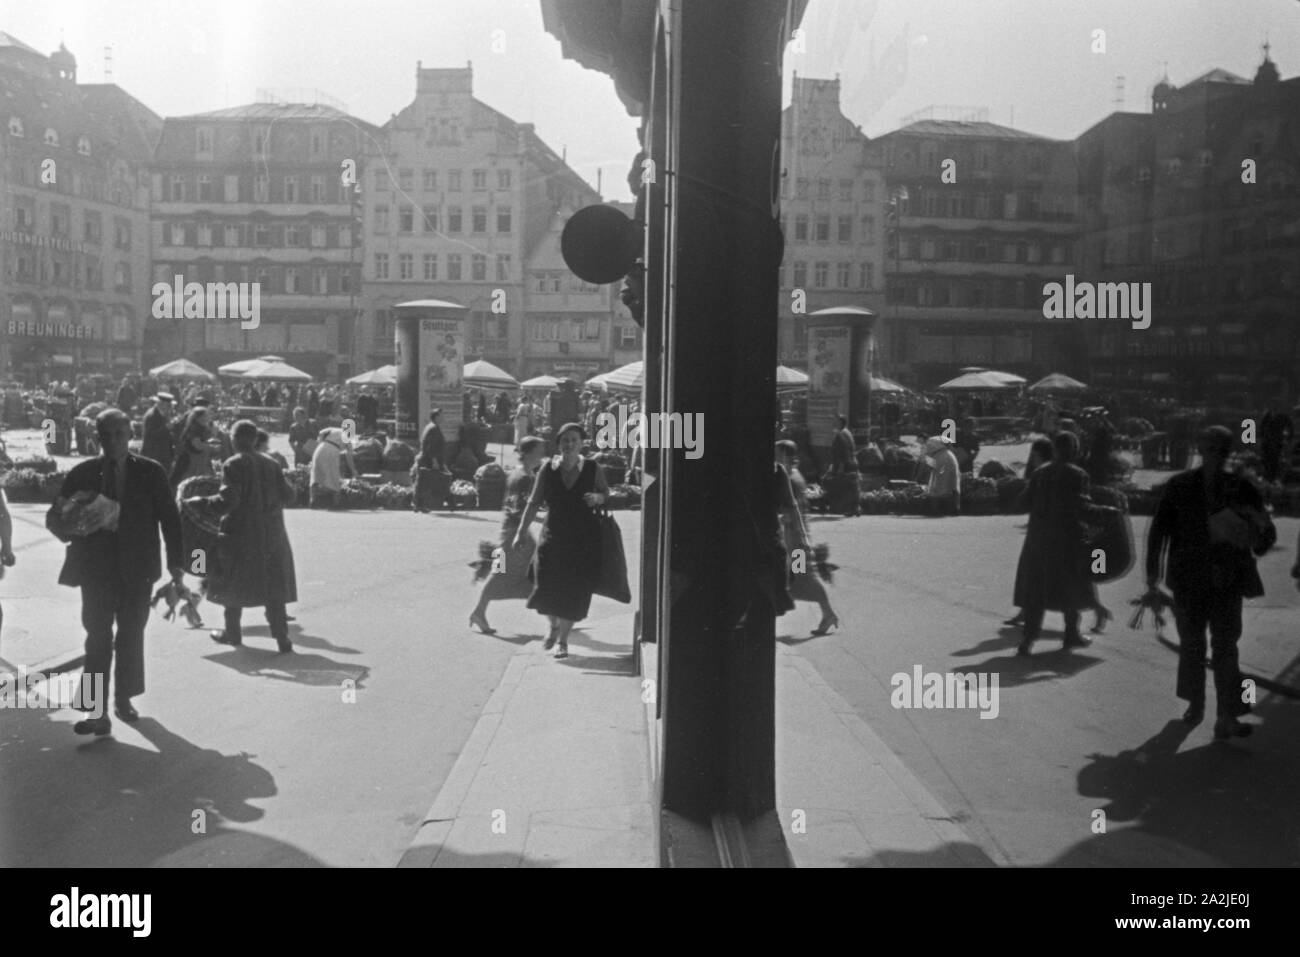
[0, 706, 325, 867]
[200, 628, 370, 688]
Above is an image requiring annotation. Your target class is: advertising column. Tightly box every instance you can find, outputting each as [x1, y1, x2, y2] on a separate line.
[393, 299, 467, 445]
[805, 305, 876, 459]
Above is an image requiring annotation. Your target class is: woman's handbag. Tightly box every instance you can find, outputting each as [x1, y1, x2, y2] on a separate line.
[593, 511, 632, 603]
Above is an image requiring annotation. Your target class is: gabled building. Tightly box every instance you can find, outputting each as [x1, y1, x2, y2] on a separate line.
[0, 34, 161, 381]
[778, 75, 886, 368]
[149, 101, 377, 378]
[361, 64, 601, 378]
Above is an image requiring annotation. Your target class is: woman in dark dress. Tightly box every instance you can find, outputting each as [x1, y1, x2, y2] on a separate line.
[513, 422, 609, 658]
[169, 407, 214, 488]
[776, 440, 839, 635]
[469, 436, 546, 634]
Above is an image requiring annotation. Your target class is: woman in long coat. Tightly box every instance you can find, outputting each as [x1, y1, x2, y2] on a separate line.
[469, 436, 546, 633]
[512, 422, 609, 658]
[1015, 431, 1117, 656]
[776, 440, 839, 635]
[187, 420, 297, 653]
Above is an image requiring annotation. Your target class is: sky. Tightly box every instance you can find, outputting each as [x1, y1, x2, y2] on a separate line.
[5, 0, 1299, 203]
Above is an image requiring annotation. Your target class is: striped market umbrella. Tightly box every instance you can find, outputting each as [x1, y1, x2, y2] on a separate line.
[521, 374, 561, 390]
[346, 365, 396, 386]
[937, 371, 1021, 392]
[600, 360, 644, 395]
[240, 360, 313, 382]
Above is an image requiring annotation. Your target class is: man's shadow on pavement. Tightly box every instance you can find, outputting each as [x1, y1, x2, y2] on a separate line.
[239, 623, 361, 656]
[0, 707, 325, 867]
[954, 625, 1104, 688]
[1050, 712, 1300, 866]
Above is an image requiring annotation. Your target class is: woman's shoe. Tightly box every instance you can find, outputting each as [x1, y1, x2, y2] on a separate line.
[469, 612, 496, 635]
[73, 716, 112, 736]
[554, 642, 569, 659]
[276, 638, 294, 654]
[1091, 606, 1112, 634]
[210, 630, 241, 646]
[543, 627, 558, 651]
[1004, 614, 1025, 627]
[810, 614, 840, 637]
[1016, 640, 1034, 657]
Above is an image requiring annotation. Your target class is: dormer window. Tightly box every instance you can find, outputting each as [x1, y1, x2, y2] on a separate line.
[8, 116, 22, 137]
[77, 134, 91, 156]
[44, 127, 59, 147]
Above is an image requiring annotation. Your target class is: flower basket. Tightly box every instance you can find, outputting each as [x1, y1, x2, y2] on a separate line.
[450, 479, 478, 509]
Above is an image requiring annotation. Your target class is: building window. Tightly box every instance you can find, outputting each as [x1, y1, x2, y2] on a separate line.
[374, 205, 390, 233]
[311, 175, 326, 203]
[398, 168, 413, 192]
[620, 326, 638, 348]
[253, 175, 268, 203]
[497, 169, 512, 189]
[838, 216, 852, 243]
[496, 254, 511, 281]
[197, 223, 213, 246]
[222, 174, 239, 202]
[793, 261, 807, 287]
[817, 179, 830, 199]
[284, 176, 299, 203]
[286, 268, 300, 294]
[311, 225, 326, 248]
[814, 262, 828, 287]
[815, 215, 830, 242]
[423, 169, 438, 191]
[422, 206, 439, 232]
[472, 254, 487, 280]
[835, 262, 850, 288]
[472, 207, 486, 233]
[45, 127, 59, 147]
[794, 215, 808, 241]
[83, 211, 102, 243]
[374, 253, 389, 279]
[473, 169, 487, 190]
[7, 116, 22, 137]
[196, 127, 213, 156]
[839, 179, 854, 202]
[114, 218, 132, 249]
[861, 263, 873, 288]
[314, 268, 328, 294]
[77, 134, 91, 156]
[169, 175, 185, 201]
[340, 268, 352, 293]
[254, 223, 270, 246]
[861, 215, 876, 244]
[399, 253, 413, 280]
[448, 170, 462, 191]
[447, 254, 462, 280]
[338, 225, 351, 247]
[374, 169, 389, 192]
[285, 224, 301, 246]
[399, 206, 414, 233]
[115, 262, 130, 292]
[423, 254, 438, 280]
[448, 207, 462, 232]
[497, 207, 512, 233]
[224, 224, 240, 246]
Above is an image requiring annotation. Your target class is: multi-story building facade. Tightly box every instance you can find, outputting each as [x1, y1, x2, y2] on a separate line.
[0, 35, 160, 382]
[361, 64, 605, 379]
[778, 76, 886, 367]
[149, 102, 375, 378]
[1075, 50, 1300, 407]
[873, 119, 1081, 387]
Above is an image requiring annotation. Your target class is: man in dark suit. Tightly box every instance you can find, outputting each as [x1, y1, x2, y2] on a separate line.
[139, 392, 176, 473]
[414, 409, 450, 512]
[826, 415, 861, 516]
[46, 409, 185, 735]
[1146, 425, 1275, 740]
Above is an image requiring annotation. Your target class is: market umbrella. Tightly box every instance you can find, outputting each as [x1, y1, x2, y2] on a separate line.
[1028, 372, 1088, 394]
[149, 358, 216, 381]
[218, 355, 286, 376]
[346, 365, 396, 386]
[600, 360, 644, 395]
[937, 371, 1020, 392]
[463, 359, 519, 391]
[240, 360, 313, 382]
[584, 372, 609, 391]
[776, 365, 810, 395]
[868, 375, 911, 394]
[521, 374, 561, 390]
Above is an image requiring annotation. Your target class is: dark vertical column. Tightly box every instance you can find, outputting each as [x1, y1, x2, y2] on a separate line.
[657, 0, 788, 853]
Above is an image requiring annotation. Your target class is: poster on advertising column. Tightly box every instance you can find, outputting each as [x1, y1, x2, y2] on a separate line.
[807, 325, 850, 431]
[394, 300, 466, 444]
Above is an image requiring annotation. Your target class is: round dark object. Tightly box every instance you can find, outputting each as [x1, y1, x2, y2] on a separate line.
[561, 204, 639, 284]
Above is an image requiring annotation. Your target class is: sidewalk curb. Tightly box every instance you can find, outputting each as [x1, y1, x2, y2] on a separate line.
[397, 652, 529, 868]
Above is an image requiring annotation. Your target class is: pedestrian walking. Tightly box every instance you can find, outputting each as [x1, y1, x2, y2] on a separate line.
[469, 436, 547, 634]
[413, 409, 451, 512]
[1145, 425, 1275, 739]
[187, 421, 297, 654]
[169, 406, 216, 488]
[776, 440, 839, 635]
[512, 422, 610, 658]
[140, 392, 176, 473]
[1016, 431, 1119, 656]
[825, 415, 861, 516]
[45, 409, 184, 735]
